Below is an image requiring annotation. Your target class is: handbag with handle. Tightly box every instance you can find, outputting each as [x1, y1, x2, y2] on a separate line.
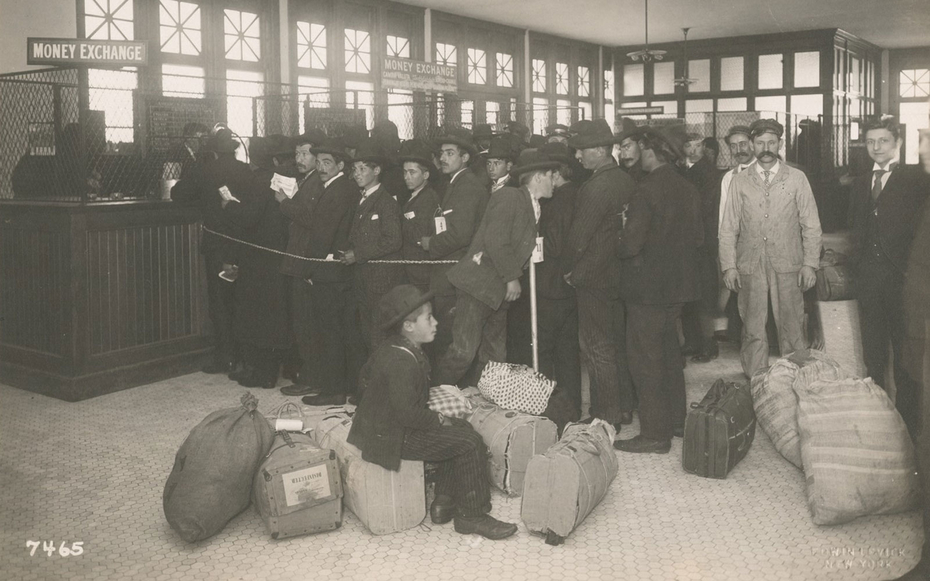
[477, 361, 555, 416]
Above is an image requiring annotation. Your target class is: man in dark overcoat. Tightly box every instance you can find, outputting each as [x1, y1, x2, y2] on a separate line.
[614, 127, 703, 454]
[397, 140, 442, 295]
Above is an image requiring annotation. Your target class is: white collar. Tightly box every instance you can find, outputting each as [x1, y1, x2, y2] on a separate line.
[450, 168, 468, 183]
[361, 183, 381, 199]
[494, 175, 509, 186]
[323, 171, 344, 188]
[755, 160, 780, 177]
[872, 157, 900, 172]
[408, 185, 425, 202]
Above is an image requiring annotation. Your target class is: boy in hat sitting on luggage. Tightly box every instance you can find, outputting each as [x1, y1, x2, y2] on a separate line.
[347, 285, 518, 540]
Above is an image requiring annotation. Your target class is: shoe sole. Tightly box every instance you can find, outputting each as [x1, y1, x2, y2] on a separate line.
[453, 525, 518, 540]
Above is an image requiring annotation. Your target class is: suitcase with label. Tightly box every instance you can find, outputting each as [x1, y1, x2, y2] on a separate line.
[521, 420, 618, 545]
[682, 379, 756, 479]
[465, 396, 559, 496]
[313, 415, 426, 535]
[252, 431, 343, 539]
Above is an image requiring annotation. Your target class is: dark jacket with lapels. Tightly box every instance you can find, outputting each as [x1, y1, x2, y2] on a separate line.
[349, 184, 404, 295]
[401, 185, 442, 289]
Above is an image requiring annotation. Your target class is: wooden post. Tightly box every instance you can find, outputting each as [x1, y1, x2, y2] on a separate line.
[529, 259, 539, 371]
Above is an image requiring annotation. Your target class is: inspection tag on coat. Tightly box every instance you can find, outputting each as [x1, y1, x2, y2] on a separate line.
[370, 214, 379, 220]
[404, 211, 415, 220]
[218, 185, 240, 203]
[434, 216, 447, 234]
[531, 236, 544, 263]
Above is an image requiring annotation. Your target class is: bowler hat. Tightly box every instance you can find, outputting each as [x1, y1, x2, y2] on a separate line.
[353, 138, 387, 167]
[397, 139, 436, 168]
[436, 128, 477, 156]
[749, 118, 784, 139]
[725, 125, 752, 141]
[380, 284, 435, 331]
[485, 136, 515, 161]
[615, 117, 641, 143]
[295, 128, 327, 148]
[568, 119, 618, 149]
[205, 128, 240, 153]
[539, 141, 572, 165]
[311, 137, 352, 162]
[510, 148, 560, 179]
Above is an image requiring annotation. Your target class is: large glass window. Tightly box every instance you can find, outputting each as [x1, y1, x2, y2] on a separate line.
[685, 99, 713, 114]
[687, 59, 711, 92]
[900, 101, 930, 164]
[496, 53, 513, 88]
[555, 62, 569, 95]
[388, 90, 414, 139]
[344, 29, 371, 74]
[794, 52, 820, 88]
[435, 43, 457, 67]
[467, 49, 487, 85]
[790, 94, 823, 118]
[226, 70, 264, 137]
[577, 66, 590, 98]
[486, 101, 500, 125]
[717, 97, 747, 112]
[386, 35, 410, 58]
[532, 59, 547, 93]
[84, 0, 134, 40]
[346, 80, 374, 129]
[755, 95, 786, 114]
[758, 54, 783, 90]
[296, 22, 326, 69]
[224, 9, 260, 62]
[159, 1, 200, 55]
[623, 64, 644, 96]
[653, 62, 675, 94]
[532, 97, 548, 134]
[899, 69, 929, 98]
[298, 75, 330, 133]
[720, 57, 744, 91]
[556, 99, 572, 126]
[461, 100, 474, 129]
[161, 63, 205, 97]
[88, 69, 137, 143]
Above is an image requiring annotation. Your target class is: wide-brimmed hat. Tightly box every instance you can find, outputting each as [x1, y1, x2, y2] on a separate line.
[294, 128, 327, 148]
[615, 117, 641, 143]
[546, 124, 571, 139]
[397, 139, 436, 168]
[485, 136, 515, 161]
[353, 138, 387, 167]
[204, 128, 240, 153]
[510, 148, 560, 179]
[473, 123, 495, 141]
[380, 284, 435, 331]
[436, 128, 477, 156]
[311, 137, 352, 162]
[568, 119, 618, 149]
[539, 141, 573, 165]
[503, 121, 530, 138]
[725, 125, 752, 141]
[749, 118, 784, 139]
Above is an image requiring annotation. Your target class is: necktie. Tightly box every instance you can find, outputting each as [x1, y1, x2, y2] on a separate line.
[763, 170, 771, 186]
[871, 169, 886, 201]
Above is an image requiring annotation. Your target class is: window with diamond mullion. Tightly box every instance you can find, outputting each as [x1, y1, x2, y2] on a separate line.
[532, 59, 547, 94]
[900, 69, 930, 99]
[435, 43, 457, 67]
[555, 62, 569, 95]
[224, 9, 261, 62]
[387, 35, 410, 59]
[577, 66, 590, 98]
[84, 0, 134, 40]
[467, 48, 487, 85]
[297, 22, 327, 70]
[159, 0, 201, 56]
[496, 52, 513, 88]
[345, 28, 371, 74]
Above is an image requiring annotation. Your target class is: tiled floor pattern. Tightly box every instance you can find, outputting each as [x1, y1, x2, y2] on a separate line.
[0, 341, 921, 581]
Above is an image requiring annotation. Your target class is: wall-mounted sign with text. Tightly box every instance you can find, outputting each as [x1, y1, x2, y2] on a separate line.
[381, 56, 457, 93]
[27, 38, 148, 67]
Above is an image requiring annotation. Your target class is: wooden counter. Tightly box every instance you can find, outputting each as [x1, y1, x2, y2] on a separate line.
[0, 200, 212, 401]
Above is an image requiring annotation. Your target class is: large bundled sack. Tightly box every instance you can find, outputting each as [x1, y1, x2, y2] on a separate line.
[477, 361, 555, 415]
[750, 349, 849, 468]
[796, 377, 919, 525]
[163, 393, 275, 542]
[521, 420, 618, 545]
[465, 395, 558, 496]
[252, 431, 343, 539]
[682, 379, 756, 479]
[312, 414, 425, 535]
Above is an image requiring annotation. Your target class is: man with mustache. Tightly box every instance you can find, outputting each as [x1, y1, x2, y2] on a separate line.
[719, 118, 822, 378]
[616, 118, 646, 183]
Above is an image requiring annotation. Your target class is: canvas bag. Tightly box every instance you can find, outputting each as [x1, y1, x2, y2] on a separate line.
[477, 361, 555, 416]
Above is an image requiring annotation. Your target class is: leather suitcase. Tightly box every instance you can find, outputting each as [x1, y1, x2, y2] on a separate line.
[465, 395, 559, 496]
[312, 415, 426, 535]
[252, 431, 343, 539]
[815, 265, 856, 301]
[521, 420, 618, 545]
[682, 379, 756, 479]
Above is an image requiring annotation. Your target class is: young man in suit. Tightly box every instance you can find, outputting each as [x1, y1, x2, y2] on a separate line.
[719, 119, 823, 378]
[614, 127, 703, 454]
[849, 116, 930, 438]
[486, 136, 515, 194]
[420, 131, 489, 367]
[347, 285, 517, 540]
[434, 149, 559, 387]
[341, 139, 404, 352]
[397, 140, 441, 295]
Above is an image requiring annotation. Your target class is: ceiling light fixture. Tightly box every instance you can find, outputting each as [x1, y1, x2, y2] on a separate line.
[626, 0, 666, 63]
[674, 27, 698, 87]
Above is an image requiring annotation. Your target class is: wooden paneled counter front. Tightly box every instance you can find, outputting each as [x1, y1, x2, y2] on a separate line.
[0, 200, 212, 401]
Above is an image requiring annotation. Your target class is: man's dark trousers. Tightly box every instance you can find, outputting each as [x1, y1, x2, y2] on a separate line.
[205, 253, 239, 365]
[434, 291, 509, 387]
[626, 302, 686, 441]
[538, 295, 582, 410]
[290, 276, 314, 381]
[308, 280, 367, 397]
[576, 287, 635, 424]
[858, 259, 919, 436]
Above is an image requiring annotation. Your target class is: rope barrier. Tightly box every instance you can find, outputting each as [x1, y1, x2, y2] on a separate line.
[201, 225, 459, 265]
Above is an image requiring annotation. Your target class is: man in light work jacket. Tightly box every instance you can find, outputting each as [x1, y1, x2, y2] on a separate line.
[565, 119, 636, 431]
[434, 149, 558, 387]
[719, 118, 822, 378]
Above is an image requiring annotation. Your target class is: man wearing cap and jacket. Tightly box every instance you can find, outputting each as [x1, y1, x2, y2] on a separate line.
[486, 136, 515, 194]
[566, 119, 637, 430]
[292, 138, 368, 406]
[420, 130, 490, 367]
[348, 284, 518, 540]
[434, 149, 558, 387]
[397, 140, 442, 295]
[720, 118, 822, 378]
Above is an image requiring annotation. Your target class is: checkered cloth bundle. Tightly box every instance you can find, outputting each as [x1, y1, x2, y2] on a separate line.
[426, 385, 473, 418]
[477, 362, 555, 416]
